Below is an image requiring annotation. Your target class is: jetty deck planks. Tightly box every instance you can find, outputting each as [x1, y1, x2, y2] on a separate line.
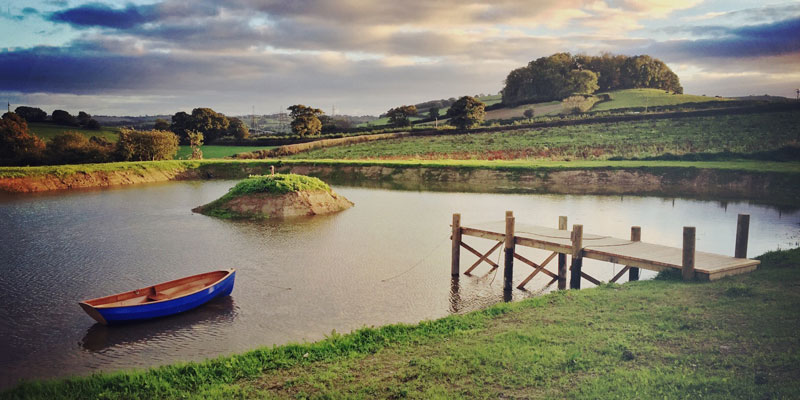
[461, 221, 759, 282]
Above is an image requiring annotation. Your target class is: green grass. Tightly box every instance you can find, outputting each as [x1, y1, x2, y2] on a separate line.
[27, 122, 120, 143]
[591, 89, 725, 112]
[175, 145, 276, 160]
[290, 109, 800, 161]
[195, 173, 331, 219]
[227, 174, 330, 196]
[5, 247, 799, 399]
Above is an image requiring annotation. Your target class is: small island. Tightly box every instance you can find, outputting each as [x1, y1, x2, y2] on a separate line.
[192, 174, 353, 219]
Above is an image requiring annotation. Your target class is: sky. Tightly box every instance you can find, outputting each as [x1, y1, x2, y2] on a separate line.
[0, 0, 799, 116]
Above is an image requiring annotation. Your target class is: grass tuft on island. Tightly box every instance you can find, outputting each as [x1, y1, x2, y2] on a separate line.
[3, 247, 799, 399]
[227, 174, 331, 197]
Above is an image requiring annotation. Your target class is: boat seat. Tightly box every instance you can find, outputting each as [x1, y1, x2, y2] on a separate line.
[147, 293, 170, 302]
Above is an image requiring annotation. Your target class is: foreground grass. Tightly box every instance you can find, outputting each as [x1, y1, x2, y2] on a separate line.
[292, 108, 800, 161]
[591, 88, 725, 112]
[4, 248, 799, 399]
[2, 159, 800, 179]
[27, 122, 120, 143]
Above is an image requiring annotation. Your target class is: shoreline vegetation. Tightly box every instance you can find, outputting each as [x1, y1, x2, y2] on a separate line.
[1, 159, 799, 207]
[3, 247, 798, 399]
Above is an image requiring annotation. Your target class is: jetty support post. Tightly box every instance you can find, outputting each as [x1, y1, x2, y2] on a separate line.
[629, 226, 641, 281]
[735, 214, 750, 259]
[558, 216, 568, 290]
[682, 227, 696, 281]
[451, 213, 462, 277]
[570, 224, 583, 289]
[504, 211, 515, 292]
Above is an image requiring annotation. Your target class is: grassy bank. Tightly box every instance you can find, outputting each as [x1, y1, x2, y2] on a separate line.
[291, 109, 800, 161]
[591, 88, 724, 111]
[176, 145, 277, 160]
[4, 248, 799, 399]
[2, 158, 800, 179]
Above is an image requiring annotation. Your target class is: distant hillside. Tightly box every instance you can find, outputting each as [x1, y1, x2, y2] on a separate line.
[27, 122, 120, 143]
[590, 89, 725, 112]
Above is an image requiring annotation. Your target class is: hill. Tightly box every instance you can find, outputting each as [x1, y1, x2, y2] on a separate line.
[27, 122, 120, 143]
[590, 89, 726, 112]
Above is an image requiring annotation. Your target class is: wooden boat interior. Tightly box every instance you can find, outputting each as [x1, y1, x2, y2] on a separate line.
[83, 270, 230, 308]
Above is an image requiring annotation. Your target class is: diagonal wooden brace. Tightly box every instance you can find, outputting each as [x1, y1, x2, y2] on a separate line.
[580, 271, 602, 286]
[610, 266, 631, 283]
[516, 251, 559, 289]
[460, 241, 499, 270]
[463, 241, 503, 275]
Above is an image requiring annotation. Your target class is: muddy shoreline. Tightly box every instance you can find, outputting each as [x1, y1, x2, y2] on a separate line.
[1, 162, 797, 208]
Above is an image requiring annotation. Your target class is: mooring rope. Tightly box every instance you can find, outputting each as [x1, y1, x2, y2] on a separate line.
[381, 235, 450, 282]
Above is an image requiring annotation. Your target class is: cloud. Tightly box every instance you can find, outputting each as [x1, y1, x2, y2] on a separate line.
[48, 3, 159, 29]
[651, 17, 800, 59]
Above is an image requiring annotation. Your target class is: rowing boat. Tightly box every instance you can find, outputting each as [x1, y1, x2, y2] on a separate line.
[79, 269, 236, 325]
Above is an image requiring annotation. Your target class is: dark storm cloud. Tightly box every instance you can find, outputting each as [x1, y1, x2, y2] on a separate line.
[48, 3, 159, 29]
[652, 17, 800, 59]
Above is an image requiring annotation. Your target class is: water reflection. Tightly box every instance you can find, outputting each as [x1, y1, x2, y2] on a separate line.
[448, 277, 461, 313]
[80, 296, 237, 353]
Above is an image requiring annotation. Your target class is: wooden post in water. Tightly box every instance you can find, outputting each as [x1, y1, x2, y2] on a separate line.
[735, 214, 750, 259]
[570, 224, 583, 289]
[558, 216, 568, 290]
[451, 213, 461, 277]
[629, 226, 641, 281]
[682, 227, 696, 281]
[504, 212, 515, 291]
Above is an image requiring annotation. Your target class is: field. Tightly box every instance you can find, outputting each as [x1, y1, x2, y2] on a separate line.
[289, 109, 800, 161]
[591, 89, 725, 112]
[175, 145, 275, 160]
[4, 248, 798, 398]
[485, 100, 562, 120]
[27, 122, 120, 143]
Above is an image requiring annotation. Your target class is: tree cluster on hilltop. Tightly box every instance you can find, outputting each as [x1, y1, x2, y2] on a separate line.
[502, 53, 682, 106]
[14, 106, 101, 130]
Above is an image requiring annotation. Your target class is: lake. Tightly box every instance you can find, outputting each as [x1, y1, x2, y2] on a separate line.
[0, 181, 797, 388]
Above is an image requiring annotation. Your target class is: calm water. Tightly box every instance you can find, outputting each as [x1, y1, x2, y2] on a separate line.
[0, 181, 798, 388]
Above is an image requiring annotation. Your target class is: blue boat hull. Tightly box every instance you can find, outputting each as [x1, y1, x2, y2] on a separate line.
[81, 270, 235, 325]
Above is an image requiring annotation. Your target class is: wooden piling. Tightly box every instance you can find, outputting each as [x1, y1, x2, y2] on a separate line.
[735, 214, 750, 259]
[503, 213, 515, 291]
[558, 216, 568, 290]
[451, 213, 461, 277]
[682, 227, 696, 281]
[570, 224, 583, 289]
[629, 226, 641, 281]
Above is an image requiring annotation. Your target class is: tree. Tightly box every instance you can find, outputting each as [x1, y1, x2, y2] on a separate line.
[116, 128, 179, 161]
[0, 112, 45, 165]
[429, 107, 440, 120]
[566, 70, 599, 95]
[190, 108, 229, 143]
[227, 117, 249, 140]
[186, 130, 204, 160]
[287, 105, 324, 137]
[51, 110, 78, 126]
[77, 111, 91, 126]
[169, 108, 230, 143]
[153, 118, 170, 130]
[46, 131, 112, 164]
[386, 105, 417, 127]
[14, 106, 47, 123]
[446, 96, 485, 129]
[523, 108, 535, 119]
[85, 119, 101, 130]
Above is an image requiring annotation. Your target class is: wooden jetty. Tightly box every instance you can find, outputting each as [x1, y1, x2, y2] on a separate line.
[451, 212, 759, 290]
